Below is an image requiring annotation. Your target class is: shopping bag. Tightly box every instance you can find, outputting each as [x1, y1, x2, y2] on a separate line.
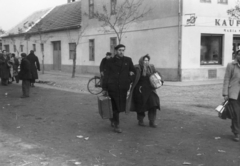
[149, 72, 162, 89]
[215, 100, 234, 120]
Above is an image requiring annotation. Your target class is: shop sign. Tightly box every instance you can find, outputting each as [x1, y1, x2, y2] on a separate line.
[215, 19, 240, 27]
[185, 14, 197, 26]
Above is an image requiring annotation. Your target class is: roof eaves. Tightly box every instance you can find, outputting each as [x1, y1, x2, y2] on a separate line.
[25, 6, 56, 33]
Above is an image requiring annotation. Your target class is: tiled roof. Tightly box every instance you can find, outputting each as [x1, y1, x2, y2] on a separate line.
[29, 1, 81, 33]
[7, 8, 52, 34]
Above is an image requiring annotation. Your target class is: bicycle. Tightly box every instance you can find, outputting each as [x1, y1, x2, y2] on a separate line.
[87, 75, 103, 95]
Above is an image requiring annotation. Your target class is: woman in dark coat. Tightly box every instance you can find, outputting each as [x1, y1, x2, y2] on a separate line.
[0, 50, 11, 86]
[126, 54, 163, 127]
[27, 50, 40, 87]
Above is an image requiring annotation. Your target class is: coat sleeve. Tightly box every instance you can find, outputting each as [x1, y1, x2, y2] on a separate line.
[222, 63, 232, 97]
[99, 58, 105, 73]
[36, 57, 40, 71]
[102, 59, 110, 90]
[129, 58, 135, 73]
[129, 58, 136, 82]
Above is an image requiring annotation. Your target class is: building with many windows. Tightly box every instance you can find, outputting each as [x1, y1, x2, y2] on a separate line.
[2, 0, 240, 81]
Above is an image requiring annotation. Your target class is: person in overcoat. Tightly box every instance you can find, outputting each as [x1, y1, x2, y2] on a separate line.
[100, 52, 112, 76]
[27, 50, 40, 87]
[102, 44, 135, 133]
[11, 53, 20, 83]
[222, 51, 240, 142]
[126, 55, 163, 127]
[19, 53, 32, 98]
[0, 50, 11, 86]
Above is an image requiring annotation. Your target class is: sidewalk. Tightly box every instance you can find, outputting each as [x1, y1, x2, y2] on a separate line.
[37, 70, 223, 91]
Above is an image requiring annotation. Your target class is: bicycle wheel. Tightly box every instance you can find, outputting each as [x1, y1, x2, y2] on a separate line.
[87, 76, 103, 95]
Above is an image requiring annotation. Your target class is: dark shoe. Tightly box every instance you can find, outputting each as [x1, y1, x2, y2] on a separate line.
[113, 126, 122, 133]
[149, 121, 157, 128]
[138, 120, 146, 127]
[110, 120, 115, 128]
[233, 134, 239, 142]
[20, 95, 29, 98]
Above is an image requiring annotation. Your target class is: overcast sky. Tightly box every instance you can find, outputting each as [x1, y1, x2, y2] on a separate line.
[0, 0, 67, 31]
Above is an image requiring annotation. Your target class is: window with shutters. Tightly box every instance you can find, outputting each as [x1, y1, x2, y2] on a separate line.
[69, 43, 76, 59]
[89, 39, 95, 61]
[89, 0, 94, 19]
[110, 37, 117, 55]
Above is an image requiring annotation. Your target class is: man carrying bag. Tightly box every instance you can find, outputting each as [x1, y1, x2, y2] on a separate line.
[222, 50, 240, 142]
[102, 44, 135, 133]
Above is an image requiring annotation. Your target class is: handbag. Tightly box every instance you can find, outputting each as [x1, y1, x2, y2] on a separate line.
[149, 72, 162, 89]
[215, 100, 234, 119]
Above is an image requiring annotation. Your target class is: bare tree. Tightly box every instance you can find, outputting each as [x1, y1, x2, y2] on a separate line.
[34, 21, 52, 74]
[8, 33, 25, 57]
[87, 0, 151, 44]
[227, 5, 240, 19]
[66, 25, 88, 78]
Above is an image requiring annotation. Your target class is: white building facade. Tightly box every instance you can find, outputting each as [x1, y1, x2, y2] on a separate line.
[2, 0, 240, 81]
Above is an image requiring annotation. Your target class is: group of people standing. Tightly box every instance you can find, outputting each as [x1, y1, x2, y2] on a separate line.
[0, 50, 19, 85]
[0, 50, 40, 98]
[100, 44, 163, 133]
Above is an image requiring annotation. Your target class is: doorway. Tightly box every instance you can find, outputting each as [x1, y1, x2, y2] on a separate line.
[52, 41, 61, 70]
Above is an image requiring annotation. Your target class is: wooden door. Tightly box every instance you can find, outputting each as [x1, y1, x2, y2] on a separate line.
[52, 41, 61, 70]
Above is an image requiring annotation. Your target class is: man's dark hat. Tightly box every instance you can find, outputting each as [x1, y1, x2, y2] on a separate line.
[106, 52, 112, 56]
[114, 44, 125, 50]
[21, 53, 27, 57]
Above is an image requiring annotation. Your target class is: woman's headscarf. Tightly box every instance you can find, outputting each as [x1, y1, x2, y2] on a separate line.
[139, 54, 151, 76]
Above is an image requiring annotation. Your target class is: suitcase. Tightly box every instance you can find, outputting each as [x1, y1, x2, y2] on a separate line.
[97, 95, 113, 119]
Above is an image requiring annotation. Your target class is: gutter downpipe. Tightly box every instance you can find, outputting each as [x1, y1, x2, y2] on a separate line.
[178, 0, 182, 81]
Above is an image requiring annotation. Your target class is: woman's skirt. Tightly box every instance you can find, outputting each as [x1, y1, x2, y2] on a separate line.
[133, 84, 160, 112]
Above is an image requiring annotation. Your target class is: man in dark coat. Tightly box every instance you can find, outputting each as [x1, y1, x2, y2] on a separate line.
[11, 53, 20, 83]
[102, 44, 135, 133]
[0, 50, 11, 86]
[19, 53, 32, 98]
[27, 50, 40, 87]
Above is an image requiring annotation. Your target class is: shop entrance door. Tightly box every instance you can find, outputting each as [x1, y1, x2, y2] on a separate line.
[52, 41, 61, 70]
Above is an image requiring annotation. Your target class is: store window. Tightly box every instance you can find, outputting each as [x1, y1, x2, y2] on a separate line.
[69, 43, 76, 60]
[110, 37, 117, 55]
[200, 0, 211, 2]
[218, 0, 227, 4]
[200, 34, 223, 65]
[89, 39, 95, 61]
